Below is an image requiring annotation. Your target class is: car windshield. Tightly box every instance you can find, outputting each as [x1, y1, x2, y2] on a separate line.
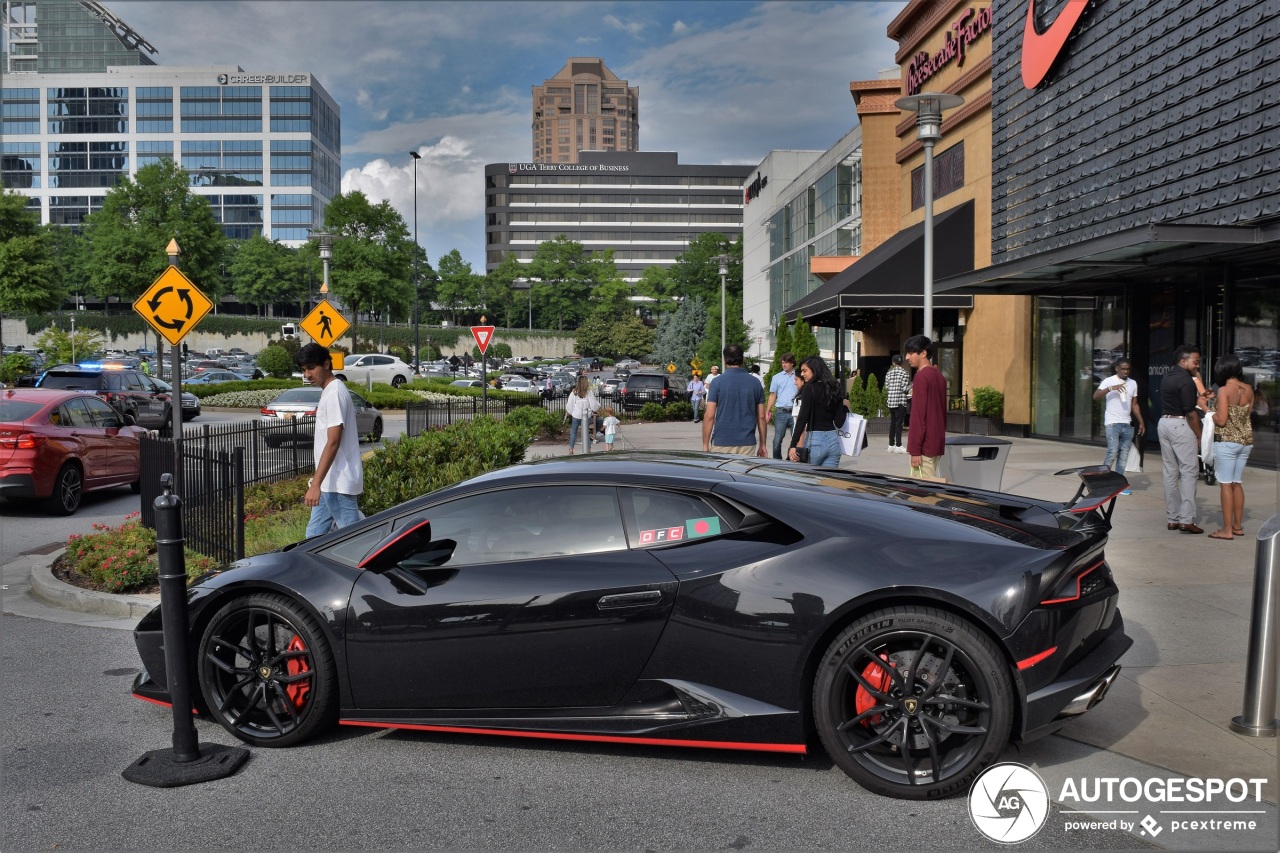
[272, 387, 323, 405]
[0, 399, 45, 420]
[38, 372, 98, 389]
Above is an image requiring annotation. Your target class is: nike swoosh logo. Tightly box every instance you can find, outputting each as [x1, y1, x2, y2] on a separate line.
[1021, 0, 1090, 88]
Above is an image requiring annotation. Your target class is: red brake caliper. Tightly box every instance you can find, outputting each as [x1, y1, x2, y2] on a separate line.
[284, 635, 311, 708]
[854, 654, 895, 725]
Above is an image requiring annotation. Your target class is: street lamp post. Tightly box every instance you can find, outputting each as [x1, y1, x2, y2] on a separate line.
[410, 150, 422, 372]
[894, 92, 963, 339]
[313, 231, 333, 295]
[714, 254, 731, 358]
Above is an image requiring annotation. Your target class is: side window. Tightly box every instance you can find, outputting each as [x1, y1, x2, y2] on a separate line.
[621, 488, 729, 548]
[59, 396, 94, 427]
[82, 396, 123, 427]
[103, 373, 125, 391]
[124, 372, 146, 391]
[372, 356, 392, 366]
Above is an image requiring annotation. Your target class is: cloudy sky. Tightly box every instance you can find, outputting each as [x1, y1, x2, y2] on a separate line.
[112, 0, 908, 268]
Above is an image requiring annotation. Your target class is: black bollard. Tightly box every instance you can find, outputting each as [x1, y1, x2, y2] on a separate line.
[123, 473, 250, 787]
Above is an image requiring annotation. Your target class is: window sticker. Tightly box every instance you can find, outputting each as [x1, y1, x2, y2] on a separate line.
[638, 526, 685, 544]
[686, 517, 721, 537]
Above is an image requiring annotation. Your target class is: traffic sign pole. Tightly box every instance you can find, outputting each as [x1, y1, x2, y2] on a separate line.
[165, 244, 184, 487]
[471, 324, 496, 416]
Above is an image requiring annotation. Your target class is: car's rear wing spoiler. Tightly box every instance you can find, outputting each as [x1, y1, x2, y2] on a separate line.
[1054, 466, 1129, 524]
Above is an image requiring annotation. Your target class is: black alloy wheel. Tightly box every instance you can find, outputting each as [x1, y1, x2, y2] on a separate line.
[814, 606, 1013, 800]
[391, 375, 406, 388]
[198, 593, 337, 747]
[369, 418, 383, 443]
[48, 463, 83, 515]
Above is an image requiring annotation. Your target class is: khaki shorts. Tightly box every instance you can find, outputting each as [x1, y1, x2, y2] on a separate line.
[710, 443, 758, 455]
[909, 455, 941, 479]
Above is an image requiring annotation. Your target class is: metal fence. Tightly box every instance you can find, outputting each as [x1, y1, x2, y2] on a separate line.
[139, 419, 316, 563]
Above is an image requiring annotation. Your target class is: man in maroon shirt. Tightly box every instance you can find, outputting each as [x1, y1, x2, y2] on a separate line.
[904, 335, 947, 478]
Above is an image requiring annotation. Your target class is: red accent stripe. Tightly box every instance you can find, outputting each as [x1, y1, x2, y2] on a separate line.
[338, 720, 807, 754]
[1016, 646, 1058, 670]
[1041, 560, 1104, 604]
[131, 693, 198, 714]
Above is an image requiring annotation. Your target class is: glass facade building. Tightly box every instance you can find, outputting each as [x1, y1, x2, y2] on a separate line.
[1, 1, 339, 244]
[484, 152, 753, 283]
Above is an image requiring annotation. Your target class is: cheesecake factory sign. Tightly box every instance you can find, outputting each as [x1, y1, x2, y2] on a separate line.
[906, 6, 993, 96]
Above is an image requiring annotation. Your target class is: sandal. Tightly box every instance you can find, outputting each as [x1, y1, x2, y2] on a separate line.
[1232, 528, 1244, 536]
[1208, 530, 1233, 540]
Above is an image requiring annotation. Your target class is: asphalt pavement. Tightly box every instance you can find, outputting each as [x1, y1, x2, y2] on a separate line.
[2, 414, 1277, 851]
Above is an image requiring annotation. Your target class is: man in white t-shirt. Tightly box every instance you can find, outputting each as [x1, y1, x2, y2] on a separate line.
[1092, 357, 1146, 474]
[295, 343, 364, 536]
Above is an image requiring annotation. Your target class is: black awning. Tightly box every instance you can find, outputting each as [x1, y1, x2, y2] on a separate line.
[935, 220, 1280, 296]
[783, 199, 974, 325]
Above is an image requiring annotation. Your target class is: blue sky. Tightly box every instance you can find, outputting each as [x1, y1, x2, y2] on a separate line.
[112, 0, 908, 268]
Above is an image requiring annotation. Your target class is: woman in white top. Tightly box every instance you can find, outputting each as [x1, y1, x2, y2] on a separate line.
[566, 375, 600, 454]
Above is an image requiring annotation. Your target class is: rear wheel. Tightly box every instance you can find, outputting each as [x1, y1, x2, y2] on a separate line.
[198, 593, 337, 747]
[369, 418, 383, 443]
[813, 606, 1013, 799]
[391, 375, 406, 388]
[48, 463, 83, 515]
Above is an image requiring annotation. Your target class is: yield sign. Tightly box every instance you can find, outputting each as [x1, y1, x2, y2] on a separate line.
[133, 265, 214, 346]
[470, 325, 496, 354]
[301, 299, 350, 348]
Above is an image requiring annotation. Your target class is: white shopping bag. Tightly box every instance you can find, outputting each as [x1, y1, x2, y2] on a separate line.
[1124, 434, 1142, 473]
[838, 412, 867, 457]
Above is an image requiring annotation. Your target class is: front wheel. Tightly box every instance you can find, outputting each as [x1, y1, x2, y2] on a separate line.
[813, 606, 1013, 800]
[198, 592, 338, 747]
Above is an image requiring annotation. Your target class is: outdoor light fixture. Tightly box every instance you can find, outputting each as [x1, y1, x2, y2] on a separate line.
[894, 91, 963, 339]
[715, 253, 731, 358]
[410, 150, 422, 371]
[312, 230, 334, 295]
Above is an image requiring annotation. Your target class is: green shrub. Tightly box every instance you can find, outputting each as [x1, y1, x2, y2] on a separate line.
[665, 401, 693, 421]
[863, 373, 885, 417]
[62, 513, 219, 591]
[639, 402, 666, 422]
[360, 417, 531, 516]
[257, 345, 295, 378]
[972, 385, 1005, 418]
[0, 353, 35, 384]
[184, 378, 300, 399]
[503, 405, 565, 440]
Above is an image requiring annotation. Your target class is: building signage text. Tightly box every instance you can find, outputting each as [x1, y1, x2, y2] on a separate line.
[906, 6, 992, 96]
[508, 163, 631, 173]
[744, 172, 768, 205]
[217, 73, 310, 85]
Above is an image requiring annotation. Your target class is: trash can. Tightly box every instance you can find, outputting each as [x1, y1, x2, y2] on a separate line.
[939, 436, 1013, 491]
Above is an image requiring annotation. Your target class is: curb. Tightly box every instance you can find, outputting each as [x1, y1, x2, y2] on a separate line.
[27, 551, 159, 620]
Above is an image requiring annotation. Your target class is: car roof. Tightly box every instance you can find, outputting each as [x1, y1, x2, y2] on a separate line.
[1, 387, 82, 405]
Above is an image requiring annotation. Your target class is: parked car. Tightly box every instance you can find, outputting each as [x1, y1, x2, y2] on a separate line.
[614, 359, 641, 371]
[129, 454, 1132, 800]
[599, 378, 624, 398]
[142, 375, 201, 421]
[0, 388, 148, 514]
[335, 354, 414, 388]
[502, 378, 540, 395]
[184, 371, 251, 385]
[36, 366, 178, 429]
[259, 387, 383, 445]
[449, 379, 483, 389]
[618, 372, 689, 410]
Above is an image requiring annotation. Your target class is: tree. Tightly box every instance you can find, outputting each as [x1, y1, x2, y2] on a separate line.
[228, 234, 300, 316]
[34, 324, 104, 366]
[790, 314, 820, 365]
[485, 255, 526, 329]
[82, 160, 225, 311]
[634, 265, 680, 313]
[697, 293, 752, 372]
[610, 315, 656, 361]
[323, 190, 414, 320]
[0, 186, 62, 349]
[652, 296, 708, 370]
[764, 316, 794, 388]
[525, 236, 594, 332]
[435, 249, 480, 324]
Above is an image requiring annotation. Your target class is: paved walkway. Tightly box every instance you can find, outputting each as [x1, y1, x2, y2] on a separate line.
[6, 417, 1277, 810]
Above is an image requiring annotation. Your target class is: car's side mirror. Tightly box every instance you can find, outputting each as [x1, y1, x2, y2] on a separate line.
[358, 515, 433, 571]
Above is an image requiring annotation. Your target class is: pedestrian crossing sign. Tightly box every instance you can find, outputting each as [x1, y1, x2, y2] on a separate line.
[301, 299, 350, 347]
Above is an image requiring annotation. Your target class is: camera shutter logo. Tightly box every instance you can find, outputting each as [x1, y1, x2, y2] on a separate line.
[969, 762, 1050, 843]
[217, 74, 228, 85]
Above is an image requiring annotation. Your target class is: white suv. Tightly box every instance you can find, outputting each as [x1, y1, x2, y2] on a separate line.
[336, 354, 414, 387]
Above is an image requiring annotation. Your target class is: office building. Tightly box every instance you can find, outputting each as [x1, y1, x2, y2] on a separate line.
[532, 57, 638, 164]
[484, 151, 753, 284]
[1, 0, 339, 245]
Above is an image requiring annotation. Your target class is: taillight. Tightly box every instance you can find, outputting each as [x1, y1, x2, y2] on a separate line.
[305, 409, 316, 416]
[260, 407, 273, 415]
[0, 432, 47, 449]
[1041, 559, 1109, 605]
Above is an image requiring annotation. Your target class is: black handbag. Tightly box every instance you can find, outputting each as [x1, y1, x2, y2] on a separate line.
[794, 446, 810, 463]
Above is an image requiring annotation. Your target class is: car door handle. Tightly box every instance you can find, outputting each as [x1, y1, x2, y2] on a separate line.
[598, 590, 663, 610]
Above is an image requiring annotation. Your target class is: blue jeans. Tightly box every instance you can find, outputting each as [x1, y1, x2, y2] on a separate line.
[771, 410, 794, 459]
[691, 398, 703, 421]
[806, 430, 841, 468]
[569, 416, 593, 452]
[306, 491, 362, 537]
[1104, 422, 1134, 471]
[1213, 441, 1252, 484]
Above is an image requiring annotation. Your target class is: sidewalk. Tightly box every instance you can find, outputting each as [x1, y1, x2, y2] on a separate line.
[9, 417, 1277, 805]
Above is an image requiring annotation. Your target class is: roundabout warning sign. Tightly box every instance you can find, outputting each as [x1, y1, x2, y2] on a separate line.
[133, 266, 214, 346]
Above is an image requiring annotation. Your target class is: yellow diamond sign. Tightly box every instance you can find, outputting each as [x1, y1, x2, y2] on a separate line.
[301, 299, 350, 348]
[134, 266, 214, 346]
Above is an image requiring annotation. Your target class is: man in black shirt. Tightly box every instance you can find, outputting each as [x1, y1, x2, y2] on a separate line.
[1158, 344, 1204, 533]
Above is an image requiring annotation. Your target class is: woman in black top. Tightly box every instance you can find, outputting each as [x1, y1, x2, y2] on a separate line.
[788, 356, 847, 467]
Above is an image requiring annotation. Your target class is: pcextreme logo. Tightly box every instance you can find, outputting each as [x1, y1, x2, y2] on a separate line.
[1021, 0, 1091, 88]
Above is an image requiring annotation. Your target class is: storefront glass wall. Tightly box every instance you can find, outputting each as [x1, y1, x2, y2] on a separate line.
[1032, 295, 1126, 439]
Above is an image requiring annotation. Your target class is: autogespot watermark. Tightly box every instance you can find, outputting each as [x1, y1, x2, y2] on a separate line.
[970, 764, 1271, 844]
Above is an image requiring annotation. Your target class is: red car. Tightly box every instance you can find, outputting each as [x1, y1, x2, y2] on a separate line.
[0, 389, 148, 514]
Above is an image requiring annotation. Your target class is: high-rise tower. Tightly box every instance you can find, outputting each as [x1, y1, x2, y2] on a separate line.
[531, 57, 637, 164]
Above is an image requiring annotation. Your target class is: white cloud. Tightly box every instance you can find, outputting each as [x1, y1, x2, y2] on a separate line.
[602, 13, 646, 36]
[672, 19, 689, 35]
